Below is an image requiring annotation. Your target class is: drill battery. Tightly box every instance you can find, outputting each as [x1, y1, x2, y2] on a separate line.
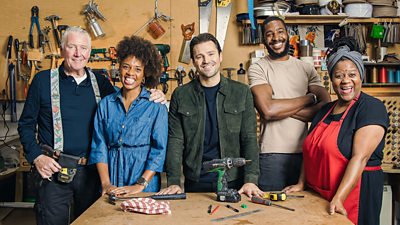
[217, 189, 241, 203]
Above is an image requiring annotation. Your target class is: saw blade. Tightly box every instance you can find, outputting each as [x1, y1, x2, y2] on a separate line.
[199, 0, 212, 34]
[216, 0, 232, 50]
[211, 209, 263, 222]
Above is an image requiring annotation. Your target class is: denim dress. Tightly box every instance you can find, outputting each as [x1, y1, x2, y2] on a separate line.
[89, 88, 168, 192]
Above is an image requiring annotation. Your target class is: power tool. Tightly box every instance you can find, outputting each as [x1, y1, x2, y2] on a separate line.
[203, 158, 251, 203]
[155, 44, 170, 93]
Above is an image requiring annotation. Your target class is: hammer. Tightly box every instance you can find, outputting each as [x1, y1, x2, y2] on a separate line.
[45, 15, 61, 49]
[57, 25, 69, 40]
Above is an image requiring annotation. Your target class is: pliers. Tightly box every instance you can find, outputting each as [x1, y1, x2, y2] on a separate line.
[29, 6, 44, 49]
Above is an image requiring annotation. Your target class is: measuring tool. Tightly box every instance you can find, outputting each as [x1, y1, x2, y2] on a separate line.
[263, 192, 305, 201]
[199, 0, 212, 34]
[216, 0, 232, 50]
[251, 196, 295, 211]
[211, 209, 262, 222]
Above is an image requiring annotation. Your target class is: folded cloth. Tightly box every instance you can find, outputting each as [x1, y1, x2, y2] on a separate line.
[120, 198, 171, 215]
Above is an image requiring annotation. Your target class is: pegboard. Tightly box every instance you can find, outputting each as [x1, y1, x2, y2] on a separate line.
[381, 96, 400, 165]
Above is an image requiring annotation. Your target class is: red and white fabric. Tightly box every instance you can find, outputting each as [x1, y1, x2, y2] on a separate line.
[120, 198, 171, 215]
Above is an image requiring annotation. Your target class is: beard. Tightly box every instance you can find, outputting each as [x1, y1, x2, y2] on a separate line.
[265, 39, 290, 59]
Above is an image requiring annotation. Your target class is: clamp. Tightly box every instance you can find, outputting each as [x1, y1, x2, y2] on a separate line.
[29, 6, 44, 49]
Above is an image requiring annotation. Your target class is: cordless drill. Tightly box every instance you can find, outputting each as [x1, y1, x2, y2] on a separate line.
[203, 158, 251, 203]
[155, 44, 170, 93]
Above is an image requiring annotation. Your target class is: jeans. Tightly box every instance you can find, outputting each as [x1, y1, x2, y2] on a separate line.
[258, 153, 302, 191]
[35, 165, 101, 225]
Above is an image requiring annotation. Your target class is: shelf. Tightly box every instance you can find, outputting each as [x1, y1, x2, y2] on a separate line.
[363, 83, 400, 87]
[240, 16, 400, 25]
[364, 62, 400, 67]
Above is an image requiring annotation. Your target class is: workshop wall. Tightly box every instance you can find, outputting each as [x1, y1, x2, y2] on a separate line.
[0, 0, 257, 101]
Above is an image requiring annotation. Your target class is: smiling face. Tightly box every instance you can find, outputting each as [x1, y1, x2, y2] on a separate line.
[119, 55, 144, 92]
[192, 41, 222, 86]
[61, 32, 91, 76]
[263, 20, 290, 60]
[331, 59, 362, 105]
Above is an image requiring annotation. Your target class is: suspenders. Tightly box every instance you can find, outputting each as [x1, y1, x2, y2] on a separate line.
[50, 68, 101, 152]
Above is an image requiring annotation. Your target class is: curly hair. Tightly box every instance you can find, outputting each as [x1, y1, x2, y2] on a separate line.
[116, 35, 162, 88]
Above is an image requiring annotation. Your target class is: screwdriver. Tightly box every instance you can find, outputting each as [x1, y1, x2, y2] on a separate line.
[251, 196, 295, 211]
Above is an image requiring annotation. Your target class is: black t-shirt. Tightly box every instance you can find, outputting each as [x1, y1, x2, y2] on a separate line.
[309, 92, 389, 166]
[199, 83, 221, 183]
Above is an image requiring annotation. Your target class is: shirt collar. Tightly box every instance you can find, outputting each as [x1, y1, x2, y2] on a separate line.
[194, 74, 228, 95]
[111, 86, 150, 102]
[59, 63, 91, 86]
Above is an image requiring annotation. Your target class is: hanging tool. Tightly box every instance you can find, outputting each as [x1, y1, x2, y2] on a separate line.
[203, 158, 250, 203]
[134, 0, 173, 39]
[3, 36, 13, 94]
[9, 63, 17, 122]
[251, 196, 295, 211]
[109, 47, 119, 84]
[199, 0, 212, 34]
[216, 0, 232, 50]
[155, 44, 170, 93]
[178, 23, 195, 64]
[82, 0, 106, 38]
[45, 15, 62, 49]
[29, 6, 44, 49]
[223, 67, 235, 79]
[211, 209, 263, 222]
[108, 193, 186, 205]
[57, 25, 69, 39]
[14, 39, 21, 81]
[42, 26, 55, 54]
[174, 66, 187, 86]
[188, 68, 198, 80]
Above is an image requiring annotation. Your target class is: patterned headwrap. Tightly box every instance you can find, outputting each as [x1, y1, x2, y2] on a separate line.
[327, 45, 364, 80]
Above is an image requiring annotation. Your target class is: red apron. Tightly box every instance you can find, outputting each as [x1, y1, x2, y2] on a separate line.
[303, 97, 381, 225]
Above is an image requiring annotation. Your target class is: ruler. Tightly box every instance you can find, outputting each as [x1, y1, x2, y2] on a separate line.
[211, 209, 263, 222]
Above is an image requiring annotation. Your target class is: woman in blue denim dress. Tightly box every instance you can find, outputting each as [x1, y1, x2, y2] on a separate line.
[89, 35, 168, 196]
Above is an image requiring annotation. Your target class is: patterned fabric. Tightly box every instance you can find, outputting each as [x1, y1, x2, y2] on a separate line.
[50, 68, 101, 152]
[120, 198, 171, 215]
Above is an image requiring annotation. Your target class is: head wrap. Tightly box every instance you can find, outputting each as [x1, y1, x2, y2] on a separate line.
[327, 45, 364, 80]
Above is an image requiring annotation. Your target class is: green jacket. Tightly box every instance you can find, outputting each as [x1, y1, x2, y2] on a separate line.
[166, 75, 259, 186]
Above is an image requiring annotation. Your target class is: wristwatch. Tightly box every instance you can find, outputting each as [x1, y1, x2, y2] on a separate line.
[136, 177, 149, 188]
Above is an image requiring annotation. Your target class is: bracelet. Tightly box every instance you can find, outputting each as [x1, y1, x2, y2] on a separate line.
[309, 93, 318, 105]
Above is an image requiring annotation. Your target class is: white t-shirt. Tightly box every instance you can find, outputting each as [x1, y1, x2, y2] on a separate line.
[248, 56, 323, 154]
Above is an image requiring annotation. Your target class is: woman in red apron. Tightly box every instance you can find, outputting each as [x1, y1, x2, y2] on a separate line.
[284, 38, 389, 225]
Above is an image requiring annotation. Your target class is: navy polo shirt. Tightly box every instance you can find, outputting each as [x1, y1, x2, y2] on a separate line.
[18, 64, 115, 163]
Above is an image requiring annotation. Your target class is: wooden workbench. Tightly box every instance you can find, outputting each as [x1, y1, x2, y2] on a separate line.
[72, 191, 352, 225]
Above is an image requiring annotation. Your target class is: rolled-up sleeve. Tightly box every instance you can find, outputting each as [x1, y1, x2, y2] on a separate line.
[145, 104, 168, 172]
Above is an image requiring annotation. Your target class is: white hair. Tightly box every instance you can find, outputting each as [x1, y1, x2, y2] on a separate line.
[61, 26, 91, 49]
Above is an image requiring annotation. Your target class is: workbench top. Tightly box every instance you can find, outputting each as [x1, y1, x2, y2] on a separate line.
[72, 191, 352, 225]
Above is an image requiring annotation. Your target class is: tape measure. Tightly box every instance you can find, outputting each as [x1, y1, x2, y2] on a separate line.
[263, 192, 287, 201]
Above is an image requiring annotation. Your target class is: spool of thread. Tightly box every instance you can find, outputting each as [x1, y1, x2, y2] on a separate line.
[387, 69, 395, 83]
[148, 21, 166, 39]
[313, 49, 322, 67]
[396, 70, 400, 83]
[370, 66, 378, 83]
[379, 67, 387, 83]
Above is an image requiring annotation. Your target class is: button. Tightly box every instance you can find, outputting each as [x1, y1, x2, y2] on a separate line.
[119, 138, 122, 142]
[122, 124, 125, 129]
[186, 112, 189, 115]
[234, 109, 237, 113]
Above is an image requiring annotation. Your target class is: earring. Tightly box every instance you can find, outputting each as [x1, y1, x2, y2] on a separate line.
[142, 77, 146, 85]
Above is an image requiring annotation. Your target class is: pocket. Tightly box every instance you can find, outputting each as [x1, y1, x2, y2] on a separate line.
[178, 107, 199, 135]
[124, 117, 153, 146]
[224, 104, 245, 132]
[58, 153, 80, 168]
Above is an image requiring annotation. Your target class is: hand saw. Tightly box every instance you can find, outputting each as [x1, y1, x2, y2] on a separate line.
[216, 0, 232, 50]
[179, 23, 195, 64]
[199, 0, 212, 34]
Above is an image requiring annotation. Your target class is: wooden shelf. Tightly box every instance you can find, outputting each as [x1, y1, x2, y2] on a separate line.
[364, 62, 400, 67]
[241, 15, 400, 25]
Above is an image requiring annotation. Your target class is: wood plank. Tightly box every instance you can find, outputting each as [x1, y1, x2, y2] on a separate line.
[72, 192, 353, 225]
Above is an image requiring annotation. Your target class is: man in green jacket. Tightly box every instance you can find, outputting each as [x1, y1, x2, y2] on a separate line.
[158, 33, 263, 197]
